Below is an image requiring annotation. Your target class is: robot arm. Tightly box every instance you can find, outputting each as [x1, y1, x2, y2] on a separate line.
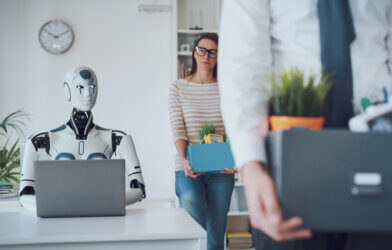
[113, 132, 146, 205]
[19, 132, 49, 210]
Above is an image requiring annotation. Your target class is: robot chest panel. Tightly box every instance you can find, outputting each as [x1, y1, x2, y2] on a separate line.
[50, 137, 113, 160]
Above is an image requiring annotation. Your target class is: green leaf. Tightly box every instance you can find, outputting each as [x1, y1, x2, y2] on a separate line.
[6, 174, 20, 184]
[0, 109, 30, 137]
[1, 176, 11, 184]
[268, 68, 332, 117]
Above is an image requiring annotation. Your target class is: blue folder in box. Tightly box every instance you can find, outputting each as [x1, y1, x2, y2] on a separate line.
[187, 142, 235, 173]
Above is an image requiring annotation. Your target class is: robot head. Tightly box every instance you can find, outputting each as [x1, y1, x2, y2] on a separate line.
[63, 66, 98, 111]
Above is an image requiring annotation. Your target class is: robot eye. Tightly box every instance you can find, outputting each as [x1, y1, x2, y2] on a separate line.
[76, 85, 84, 94]
[90, 84, 96, 93]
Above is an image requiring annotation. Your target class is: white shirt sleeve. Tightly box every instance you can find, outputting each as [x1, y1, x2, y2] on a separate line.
[387, 4, 392, 76]
[218, 0, 272, 169]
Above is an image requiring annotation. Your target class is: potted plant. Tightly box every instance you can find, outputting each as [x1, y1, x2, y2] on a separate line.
[198, 123, 218, 144]
[198, 123, 229, 144]
[0, 110, 29, 191]
[268, 68, 331, 131]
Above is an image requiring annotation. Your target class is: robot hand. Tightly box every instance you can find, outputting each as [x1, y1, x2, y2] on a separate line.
[19, 195, 36, 211]
[131, 179, 146, 199]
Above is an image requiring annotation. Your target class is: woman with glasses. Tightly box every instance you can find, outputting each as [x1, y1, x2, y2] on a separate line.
[169, 33, 236, 250]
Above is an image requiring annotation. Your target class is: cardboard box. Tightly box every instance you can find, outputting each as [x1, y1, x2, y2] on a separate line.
[268, 128, 392, 231]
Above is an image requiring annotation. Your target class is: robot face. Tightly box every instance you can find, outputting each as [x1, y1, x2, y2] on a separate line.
[63, 67, 98, 111]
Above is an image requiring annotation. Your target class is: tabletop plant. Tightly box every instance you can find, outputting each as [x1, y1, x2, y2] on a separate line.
[0, 110, 30, 184]
[199, 123, 216, 144]
[198, 123, 228, 144]
[268, 68, 331, 130]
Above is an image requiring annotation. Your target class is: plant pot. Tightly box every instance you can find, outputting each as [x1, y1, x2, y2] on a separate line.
[269, 116, 325, 131]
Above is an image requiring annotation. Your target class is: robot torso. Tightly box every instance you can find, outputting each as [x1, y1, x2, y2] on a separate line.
[48, 125, 114, 160]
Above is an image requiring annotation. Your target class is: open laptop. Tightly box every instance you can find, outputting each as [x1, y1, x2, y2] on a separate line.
[34, 159, 125, 218]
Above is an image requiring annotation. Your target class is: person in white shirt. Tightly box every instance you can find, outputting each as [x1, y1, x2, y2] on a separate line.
[218, 0, 392, 249]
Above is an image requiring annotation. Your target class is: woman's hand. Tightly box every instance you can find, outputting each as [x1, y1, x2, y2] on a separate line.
[180, 158, 204, 179]
[220, 166, 238, 174]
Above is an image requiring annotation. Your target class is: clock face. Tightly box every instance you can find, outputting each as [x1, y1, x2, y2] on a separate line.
[39, 20, 74, 54]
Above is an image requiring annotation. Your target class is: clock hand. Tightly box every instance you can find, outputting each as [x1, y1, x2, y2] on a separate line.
[44, 29, 58, 38]
[57, 30, 70, 37]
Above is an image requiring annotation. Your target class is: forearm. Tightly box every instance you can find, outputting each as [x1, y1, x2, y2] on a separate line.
[241, 161, 269, 181]
[219, 0, 272, 170]
[174, 139, 188, 160]
[19, 139, 38, 211]
[116, 134, 145, 203]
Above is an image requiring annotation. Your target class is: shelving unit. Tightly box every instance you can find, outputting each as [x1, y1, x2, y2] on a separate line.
[225, 174, 254, 249]
[177, 51, 192, 56]
[172, 0, 221, 80]
[177, 29, 219, 34]
[228, 211, 250, 216]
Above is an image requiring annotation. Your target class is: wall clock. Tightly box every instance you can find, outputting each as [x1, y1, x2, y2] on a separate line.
[39, 20, 74, 54]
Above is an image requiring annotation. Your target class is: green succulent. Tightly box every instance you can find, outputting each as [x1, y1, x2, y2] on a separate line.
[269, 68, 331, 117]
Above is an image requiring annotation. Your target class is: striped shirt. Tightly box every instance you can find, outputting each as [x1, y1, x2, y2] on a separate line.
[169, 79, 225, 171]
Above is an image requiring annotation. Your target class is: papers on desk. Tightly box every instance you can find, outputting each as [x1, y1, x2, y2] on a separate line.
[0, 193, 18, 199]
[0, 181, 17, 199]
[0, 187, 11, 194]
[0, 181, 12, 194]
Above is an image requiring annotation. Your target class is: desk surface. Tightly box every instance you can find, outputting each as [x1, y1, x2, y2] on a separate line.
[0, 208, 206, 246]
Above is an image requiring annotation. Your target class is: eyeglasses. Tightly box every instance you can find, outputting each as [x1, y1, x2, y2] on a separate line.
[195, 46, 218, 58]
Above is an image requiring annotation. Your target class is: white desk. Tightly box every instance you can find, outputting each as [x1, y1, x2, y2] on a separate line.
[0, 208, 207, 250]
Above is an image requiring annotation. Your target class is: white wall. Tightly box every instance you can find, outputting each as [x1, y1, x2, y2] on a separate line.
[0, 0, 176, 199]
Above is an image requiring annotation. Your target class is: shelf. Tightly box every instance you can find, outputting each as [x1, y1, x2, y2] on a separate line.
[177, 51, 192, 56]
[228, 211, 250, 216]
[227, 248, 255, 250]
[178, 29, 219, 35]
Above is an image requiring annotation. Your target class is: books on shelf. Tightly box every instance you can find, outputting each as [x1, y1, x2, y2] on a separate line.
[178, 60, 191, 79]
[227, 231, 253, 249]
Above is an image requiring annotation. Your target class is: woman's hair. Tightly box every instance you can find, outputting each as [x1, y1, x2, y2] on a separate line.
[189, 33, 219, 79]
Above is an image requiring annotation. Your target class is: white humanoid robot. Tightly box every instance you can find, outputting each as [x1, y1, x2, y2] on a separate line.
[19, 66, 146, 210]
